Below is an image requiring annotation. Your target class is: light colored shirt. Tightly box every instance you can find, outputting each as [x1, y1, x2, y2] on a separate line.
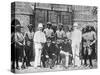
[56, 30, 66, 39]
[34, 31, 46, 43]
[44, 28, 53, 38]
[24, 31, 34, 40]
[66, 31, 71, 40]
[15, 32, 24, 42]
[71, 29, 82, 43]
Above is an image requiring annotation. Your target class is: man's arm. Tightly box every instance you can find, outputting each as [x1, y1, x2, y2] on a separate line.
[90, 31, 96, 45]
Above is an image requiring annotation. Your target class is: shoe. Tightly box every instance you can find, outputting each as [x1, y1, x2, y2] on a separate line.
[16, 67, 20, 70]
[28, 63, 32, 67]
[37, 65, 41, 67]
[89, 65, 93, 69]
[21, 65, 26, 69]
[84, 64, 87, 67]
[11, 69, 15, 73]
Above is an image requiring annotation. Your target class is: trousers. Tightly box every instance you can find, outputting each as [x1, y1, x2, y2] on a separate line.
[72, 42, 81, 67]
[60, 51, 69, 67]
[34, 43, 42, 67]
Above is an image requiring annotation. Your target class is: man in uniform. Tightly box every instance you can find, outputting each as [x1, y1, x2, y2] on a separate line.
[71, 22, 82, 67]
[82, 26, 96, 68]
[34, 23, 46, 68]
[66, 27, 73, 66]
[56, 23, 66, 40]
[24, 24, 34, 67]
[44, 22, 54, 40]
[15, 24, 24, 69]
[56, 23, 66, 64]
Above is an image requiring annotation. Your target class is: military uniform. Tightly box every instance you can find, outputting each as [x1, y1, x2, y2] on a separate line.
[56, 29, 66, 64]
[15, 31, 24, 69]
[24, 31, 34, 66]
[44, 28, 54, 40]
[82, 30, 96, 67]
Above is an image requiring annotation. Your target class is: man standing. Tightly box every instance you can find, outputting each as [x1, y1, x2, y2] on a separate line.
[82, 26, 96, 68]
[44, 22, 54, 39]
[56, 23, 66, 40]
[24, 24, 34, 67]
[15, 24, 24, 69]
[34, 23, 46, 68]
[66, 27, 73, 66]
[56, 23, 66, 64]
[71, 22, 82, 67]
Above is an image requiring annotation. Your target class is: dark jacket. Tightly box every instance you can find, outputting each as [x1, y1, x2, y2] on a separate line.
[42, 43, 57, 58]
[62, 42, 72, 54]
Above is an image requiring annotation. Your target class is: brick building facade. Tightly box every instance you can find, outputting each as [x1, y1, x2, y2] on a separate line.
[11, 2, 97, 32]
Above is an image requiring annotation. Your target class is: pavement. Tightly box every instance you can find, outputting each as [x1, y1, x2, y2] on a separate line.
[15, 59, 97, 73]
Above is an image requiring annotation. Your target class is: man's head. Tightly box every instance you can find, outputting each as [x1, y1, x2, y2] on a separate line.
[15, 24, 23, 32]
[47, 22, 52, 29]
[47, 37, 51, 44]
[38, 23, 43, 31]
[73, 22, 78, 30]
[58, 23, 63, 30]
[28, 24, 33, 32]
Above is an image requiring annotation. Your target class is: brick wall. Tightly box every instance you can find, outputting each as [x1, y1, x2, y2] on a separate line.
[72, 5, 97, 30]
[11, 2, 35, 32]
[11, 2, 97, 32]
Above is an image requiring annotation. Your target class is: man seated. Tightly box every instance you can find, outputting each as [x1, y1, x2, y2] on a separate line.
[60, 39, 72, 68]
[41, 37, 57, 69]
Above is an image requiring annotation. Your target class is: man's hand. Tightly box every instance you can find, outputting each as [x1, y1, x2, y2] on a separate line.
[46, 55, 49, 58]
[52, 53, 55, 55]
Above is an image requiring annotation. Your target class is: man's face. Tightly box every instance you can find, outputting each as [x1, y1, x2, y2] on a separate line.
[73, 26, 77, 30]
[47, 24, 51, 29]
[64, 40, 68, 44]
[16, 24, 22, 32]
[38, 27, 43, 31]
[28, 26, 32, 31]
[59, 26, 62, 30]
[47, 40, 51, 45]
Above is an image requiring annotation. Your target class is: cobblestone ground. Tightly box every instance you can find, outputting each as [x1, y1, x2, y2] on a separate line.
[15, 59, 97, 73]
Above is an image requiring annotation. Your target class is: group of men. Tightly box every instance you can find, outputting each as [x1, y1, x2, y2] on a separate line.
[11, 21, 96, 71]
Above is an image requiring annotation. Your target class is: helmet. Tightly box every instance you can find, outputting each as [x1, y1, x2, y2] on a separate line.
[15, 25, 23, 29]
[73, 22, 78, 27]
[58, 23, 63, 26]
[38, 23, 43, 28]
[47, 22, 51, 25]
